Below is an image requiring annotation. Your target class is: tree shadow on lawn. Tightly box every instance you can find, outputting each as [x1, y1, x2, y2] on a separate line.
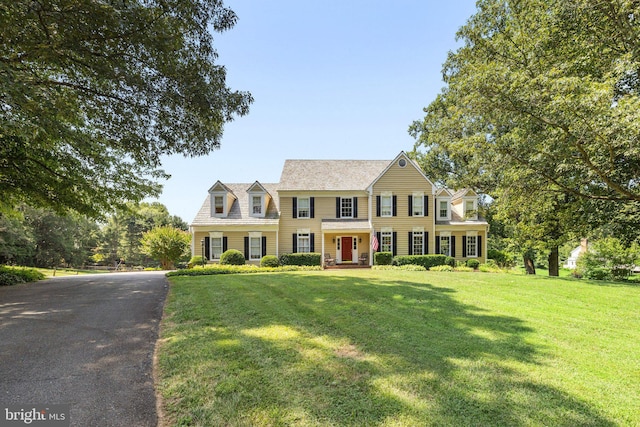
[163, 273, 615, 426]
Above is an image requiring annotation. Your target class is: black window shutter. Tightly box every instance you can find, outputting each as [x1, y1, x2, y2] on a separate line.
[478, 236, 482, 257]
[310, 197, 315, 218]
[408, 195, 413, 216]
[292, 234, 297, 253]
[424, 196, 429, 216]
[376, 196, 381, 217]
[223, 236, 228, 252]
[435, 235, 440, 254]
[392, 195, 397, 217]
[204, 236, 210, 259]
[451, 236, 456, 258]
[408, 232, 413, 255]
[310, 233, 315, 252]
[424, 232, 429, 254]
[376, 232, 381, 253]
[353, 197, 358, 218]
[262, 236, 267, 257]
[392, 232, 397, 256]
[292, 197, 297, 218]
[244, 237, 249, 260]
[336, 197, 341, 218]
[462, 236, 467, 257]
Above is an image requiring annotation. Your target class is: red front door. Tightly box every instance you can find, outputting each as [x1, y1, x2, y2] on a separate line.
[342, 237, 352, 262]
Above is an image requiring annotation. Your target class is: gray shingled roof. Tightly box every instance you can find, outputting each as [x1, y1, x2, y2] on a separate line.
[278, 159, 390, 191]
[191, 183, 280, 226]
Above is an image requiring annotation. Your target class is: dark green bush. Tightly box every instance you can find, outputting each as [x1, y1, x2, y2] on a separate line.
[585, 267, 611, 281]
[392, 255, 447, 270]
[220, 249, 246, 265]
[445, 256, 456, 267]
[0, 266, 45, 286]
[260, 255, 280, 268]
[374, 252, 393, 265]
[466, 259, 480, 269]
[279, 253, 321, 266]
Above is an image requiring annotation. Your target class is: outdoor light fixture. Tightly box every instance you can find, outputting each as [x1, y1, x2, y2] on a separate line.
[200, 239, 205, 267]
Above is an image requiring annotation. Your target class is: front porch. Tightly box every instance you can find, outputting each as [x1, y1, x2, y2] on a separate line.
[321, 219, 372, 267]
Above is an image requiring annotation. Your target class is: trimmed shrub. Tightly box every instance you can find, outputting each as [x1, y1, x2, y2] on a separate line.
[466, 259, 480, 269]
[585, 267, 611, 281]
[279, 253, 321, 266]
[0, 266, 45, 286]
[167, 264, 323, 276]
[487, 249, 515, 268]
[220, 249, 246, 265]
[392, 255, 448, 270]
[374, 252, 393, 265]
[188, 256, 206, 268]
[445, 256, 456, 267]
[260, 255, 280, 268]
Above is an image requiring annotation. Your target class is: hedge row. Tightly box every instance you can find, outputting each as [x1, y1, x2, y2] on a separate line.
[279, 253, 322, 266]
[392, 254, 450, 270]
[167, 264, 323, 277]
[0, 266, 45, 286]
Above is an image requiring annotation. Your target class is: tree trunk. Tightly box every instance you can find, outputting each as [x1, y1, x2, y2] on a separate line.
[548, 245, 559, 277]
[523, 255, 536, 274]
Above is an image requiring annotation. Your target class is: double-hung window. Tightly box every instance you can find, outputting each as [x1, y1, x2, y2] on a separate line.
[297, 232, 310, 253]
[211, 234, 223, 259]
[214, 196, 224, 214]
[249, 235, 262, 260]
[413, 193, 424, 216]
[381, 230, 393, 253]
[439, 235, 451, 256]
[465, 199, 477, 220]
[466, 235, 477, 257]
[381, 194, 392, 217]
[412, 232, 424, 255]
[341, 197, 353, 218]
[439, 201, 448, 218]
[297, 197, 310, 218]
[252, 196, 263, 215]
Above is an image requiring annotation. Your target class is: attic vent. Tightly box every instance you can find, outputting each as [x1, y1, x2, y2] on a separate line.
[398, 158, 407, 168]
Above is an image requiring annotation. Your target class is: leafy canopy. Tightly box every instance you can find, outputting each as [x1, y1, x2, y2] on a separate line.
[140, 226, 190, 269]
[411, 0, 640, 245]
[0, 0, 252, 217]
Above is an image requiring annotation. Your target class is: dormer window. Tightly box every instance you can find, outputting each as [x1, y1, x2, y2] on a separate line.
[464, 199, 478, 220]
[252, 195, 263, 215]
[437, 197, 451, 221]
[247, 181, 268, 218]
[208, 181, 234, 218]
[214, 196, 224, 214]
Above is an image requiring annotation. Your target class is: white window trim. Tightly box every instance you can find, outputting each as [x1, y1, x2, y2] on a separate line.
[412, 230, 424, 256]
[381, 227, 393, 253]
[436, 197, 451, 221]
[380, 192, 392, 217]
[412, 192, 424, 217]
[297, 228, 311, 253]
[297, 197, 310, 219]
[249, 231, 262, 260]
[210, 232, 223, 260]
[439, 233, 451, 256]
[466, 232, 478, 258]
[341, 197, 354, 219]
[464, 197, 478, 220]
[249, 194, 266, 218]
[211, 192, 227, 217]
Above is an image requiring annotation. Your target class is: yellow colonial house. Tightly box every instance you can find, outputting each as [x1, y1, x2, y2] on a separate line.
[190, 152, 488, 266]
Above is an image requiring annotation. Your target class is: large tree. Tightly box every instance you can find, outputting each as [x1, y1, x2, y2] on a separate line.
[411, 0, 640, 274]
[1, 0, 252, 217]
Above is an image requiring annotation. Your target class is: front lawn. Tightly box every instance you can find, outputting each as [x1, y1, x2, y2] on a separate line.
[156, 270, 640, 426]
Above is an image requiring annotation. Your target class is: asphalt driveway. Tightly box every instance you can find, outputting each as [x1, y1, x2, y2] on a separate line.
[0, 271, 168, 427]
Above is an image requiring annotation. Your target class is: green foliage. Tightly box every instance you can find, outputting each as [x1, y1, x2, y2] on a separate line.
[188, 256, 206, 268]
[0, 0, 252, 216]
[372, 264, 426, 271]
[466, 259, 480, 269]
[374, 252, 393, 265]
[167, 265, 322, 276]
[445, 256, 456, 267]
[279, 253, 321, 266]
[140, 226, 191, 270]
[260, 255, 280, 268]
[392, 255, 448, 270]
[0, 266, 45, 286]
[431, 265, 454, 272]
[577, 237, 640, 281]
[220, 249, 246, 266]
[487, 249, 515, 268]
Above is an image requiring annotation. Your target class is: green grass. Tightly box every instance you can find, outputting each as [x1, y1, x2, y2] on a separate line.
[157, 270, 640, 426]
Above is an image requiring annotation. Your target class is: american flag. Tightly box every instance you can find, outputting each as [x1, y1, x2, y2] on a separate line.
[371, 231, 379, 252]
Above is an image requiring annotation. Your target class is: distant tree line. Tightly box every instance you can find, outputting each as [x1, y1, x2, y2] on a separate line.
[0, 202, 187, 269]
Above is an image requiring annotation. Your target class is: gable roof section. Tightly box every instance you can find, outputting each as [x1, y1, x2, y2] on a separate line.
[278, 159, 389, 191]
[436, 188, 453, 197]
[247, 181, 269, 194]
[368, 152, 436, 193]
[192, 182, 280, 226]
[208, 180, 234, 194]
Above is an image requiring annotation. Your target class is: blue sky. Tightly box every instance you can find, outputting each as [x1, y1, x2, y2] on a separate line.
[152, 0, 478, 223]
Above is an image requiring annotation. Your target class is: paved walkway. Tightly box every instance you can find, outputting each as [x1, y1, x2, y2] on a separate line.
[0, 272, 168, 427]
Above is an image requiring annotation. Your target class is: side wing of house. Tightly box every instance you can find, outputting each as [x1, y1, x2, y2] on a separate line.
[190, 181, 280, 264]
